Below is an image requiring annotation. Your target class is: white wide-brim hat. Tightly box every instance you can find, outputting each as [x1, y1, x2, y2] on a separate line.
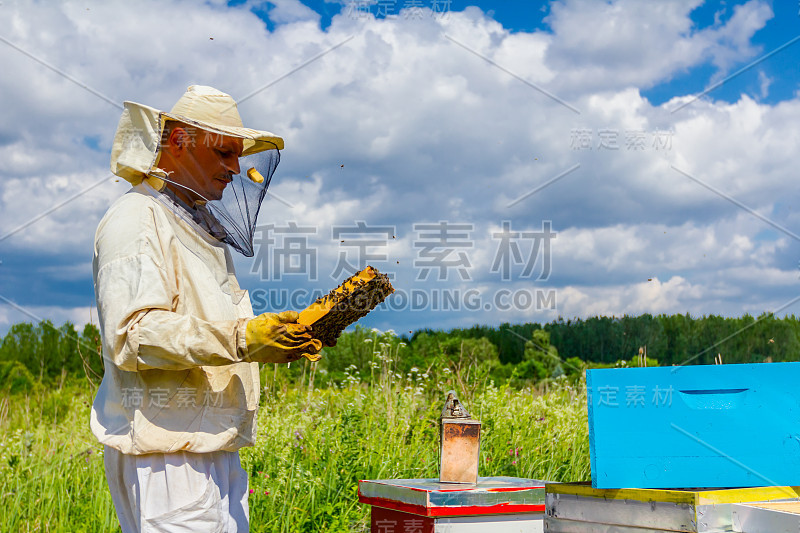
[110, 85, 284, 186]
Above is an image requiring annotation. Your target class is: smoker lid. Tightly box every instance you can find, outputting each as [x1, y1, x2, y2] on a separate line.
[441, 390, 472, 419]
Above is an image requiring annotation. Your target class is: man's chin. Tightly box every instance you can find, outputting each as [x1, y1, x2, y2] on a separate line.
[210, 181, 230, 201]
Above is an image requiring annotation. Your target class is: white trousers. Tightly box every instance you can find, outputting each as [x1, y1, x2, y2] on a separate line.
[104, 446, 249, 533]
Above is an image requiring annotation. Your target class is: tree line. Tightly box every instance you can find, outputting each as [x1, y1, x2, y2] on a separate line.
[0, 321, 103, 392]
[0, 312, 797, 392]
[433, 312, 797, 367]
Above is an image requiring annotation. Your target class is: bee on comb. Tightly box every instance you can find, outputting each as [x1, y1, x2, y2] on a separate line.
[298, 266, 395, 359]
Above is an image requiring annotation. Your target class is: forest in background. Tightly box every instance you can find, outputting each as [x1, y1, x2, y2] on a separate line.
[0, 312, 795, 393]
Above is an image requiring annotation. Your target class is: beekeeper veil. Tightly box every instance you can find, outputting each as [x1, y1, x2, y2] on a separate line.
[109, 85, 283, 257]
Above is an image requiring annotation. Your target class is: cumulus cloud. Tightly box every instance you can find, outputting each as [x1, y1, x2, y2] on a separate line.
[0, 303, 93, 331]
[543, 0, 772, 93]
[262, 0, 321, 24]
[0, 0, 797, 335]
[558, 276, 704, 317]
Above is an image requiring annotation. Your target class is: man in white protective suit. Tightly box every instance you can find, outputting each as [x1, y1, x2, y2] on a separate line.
[91, 85, 323, 532]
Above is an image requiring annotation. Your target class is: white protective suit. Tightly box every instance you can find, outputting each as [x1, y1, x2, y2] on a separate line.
[92, 86, 284, 532]
[103, 446, 249, 532]
[90, 181, 259, 454]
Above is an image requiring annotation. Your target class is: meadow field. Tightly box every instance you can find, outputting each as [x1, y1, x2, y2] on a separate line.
[0, 328, 590, 532]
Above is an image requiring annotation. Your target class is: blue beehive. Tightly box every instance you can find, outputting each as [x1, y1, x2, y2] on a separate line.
[587, 362, 800, 489]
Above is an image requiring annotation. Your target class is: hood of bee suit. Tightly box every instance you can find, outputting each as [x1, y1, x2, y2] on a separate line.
[109, 85, 284, 256]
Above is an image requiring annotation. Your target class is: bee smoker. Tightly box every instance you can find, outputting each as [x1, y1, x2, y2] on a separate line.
[439, 390, 481, 484]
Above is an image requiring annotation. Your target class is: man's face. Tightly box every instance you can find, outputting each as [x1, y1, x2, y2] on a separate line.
[163, 127, 244, 203]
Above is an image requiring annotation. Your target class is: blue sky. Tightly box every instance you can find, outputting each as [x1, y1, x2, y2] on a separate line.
[644, 1, 800, 106]
[243, 0, 553, 33]
[1, 0, 800, 336]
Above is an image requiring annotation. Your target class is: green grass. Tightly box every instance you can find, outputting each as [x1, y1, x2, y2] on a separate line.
[0, 365, 589, 532]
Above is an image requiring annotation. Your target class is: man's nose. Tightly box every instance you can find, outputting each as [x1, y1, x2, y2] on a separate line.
[226, 156, 240, 176]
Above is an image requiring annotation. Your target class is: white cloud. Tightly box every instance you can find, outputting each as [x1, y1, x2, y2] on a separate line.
[558, 276, 703, 317]
[543, 0, 772, 93]
[758, 70, 772, 99]
[703, 0, 773, 74]
[0, 171, 123, 253]
[0, 0, 797, 332]
[261, 0, 321, 24]
[0, 304, 93, 334]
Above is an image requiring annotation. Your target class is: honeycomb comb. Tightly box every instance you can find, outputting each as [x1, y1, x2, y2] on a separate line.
[298, 266, 394, 360]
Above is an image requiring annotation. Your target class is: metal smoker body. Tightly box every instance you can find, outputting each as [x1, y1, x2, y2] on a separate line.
[439, 391, 481, 484]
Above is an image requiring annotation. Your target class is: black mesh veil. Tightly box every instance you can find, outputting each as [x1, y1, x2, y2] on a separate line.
[149, 116, 282, 257]
[205, 146, 280, 256]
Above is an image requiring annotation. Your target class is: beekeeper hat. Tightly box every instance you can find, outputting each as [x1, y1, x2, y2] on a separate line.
[109, 86, 283, 257]
[109, 85, 284, 186]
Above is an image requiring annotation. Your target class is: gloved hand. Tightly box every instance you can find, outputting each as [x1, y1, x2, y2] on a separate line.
[245, 311, 322, 363]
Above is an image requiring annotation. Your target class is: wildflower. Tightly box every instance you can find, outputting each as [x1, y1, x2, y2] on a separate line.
[410, 367, 419, 373]
[249, 489, 255, 494]
[264, 490, 270, 495]
[363, 339, 373, 343]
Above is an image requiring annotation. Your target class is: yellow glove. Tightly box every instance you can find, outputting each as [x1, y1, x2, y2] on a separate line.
[245, 311, 322, 363]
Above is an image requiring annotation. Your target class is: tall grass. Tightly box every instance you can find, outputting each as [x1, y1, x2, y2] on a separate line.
[0, 332, 589, 532]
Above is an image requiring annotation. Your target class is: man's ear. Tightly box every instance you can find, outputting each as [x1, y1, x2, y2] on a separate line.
[167, 127, 190, 153]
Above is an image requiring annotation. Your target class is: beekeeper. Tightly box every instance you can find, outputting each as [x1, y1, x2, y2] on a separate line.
[91, 85, 322, 532]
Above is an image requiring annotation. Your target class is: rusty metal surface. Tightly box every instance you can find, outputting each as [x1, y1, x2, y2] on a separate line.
[440, 420, 481, 484]
[439, 391, 481, 484]
[441, 390, 471, 419]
